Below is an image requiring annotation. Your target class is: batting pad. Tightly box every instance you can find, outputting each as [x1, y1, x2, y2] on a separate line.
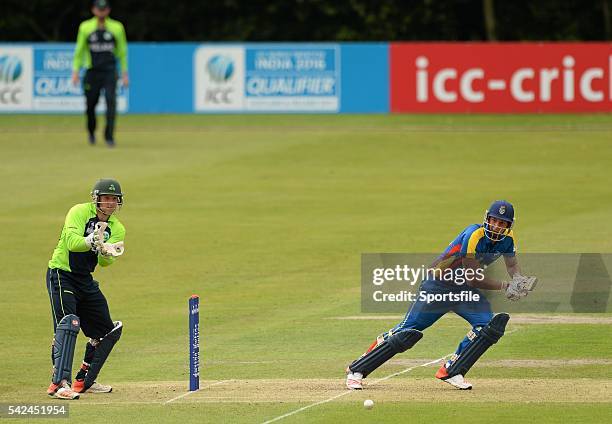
[52, 314, 80, 384]
[446, 312, 509, 377]
[349, 329, 423, 377]
[84, 321, 123, 390]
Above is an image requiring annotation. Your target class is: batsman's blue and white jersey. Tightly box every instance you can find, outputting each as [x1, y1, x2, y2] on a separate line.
[390, 223, 517, 358]
[433, 223, 516, 276]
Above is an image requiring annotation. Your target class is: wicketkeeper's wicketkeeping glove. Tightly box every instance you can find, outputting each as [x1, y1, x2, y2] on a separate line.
[99, 241, 125, 257]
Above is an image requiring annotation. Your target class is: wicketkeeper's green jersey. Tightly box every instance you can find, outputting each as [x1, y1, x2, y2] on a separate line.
[48, 203, 125, 276]
[73, 17, 128, 73]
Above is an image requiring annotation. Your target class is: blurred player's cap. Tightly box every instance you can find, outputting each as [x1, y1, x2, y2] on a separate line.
[93, 0, 110, 9]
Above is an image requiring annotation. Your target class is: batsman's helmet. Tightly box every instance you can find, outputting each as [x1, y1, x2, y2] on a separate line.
[483, 200, 514, 241]
[91, 178, 123, 208]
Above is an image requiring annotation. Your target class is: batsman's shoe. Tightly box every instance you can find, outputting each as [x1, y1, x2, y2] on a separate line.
[435, 366, 472, 390]
[72, 379, 85, 393]
[435, 364, 449, 380]
[87, 382, 113, 393]
[47, 380, 80, 400]
[72, 379, 112, 393]
[345, 367, 363, 390]
[442, 374, 472, 390]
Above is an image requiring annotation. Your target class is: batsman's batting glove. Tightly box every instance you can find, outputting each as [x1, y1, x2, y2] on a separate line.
[512, 274, 538, 292]
[502, 281, 527, 301]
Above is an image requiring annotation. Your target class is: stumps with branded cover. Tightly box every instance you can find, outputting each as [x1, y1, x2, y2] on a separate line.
[189, 295, 200, 391]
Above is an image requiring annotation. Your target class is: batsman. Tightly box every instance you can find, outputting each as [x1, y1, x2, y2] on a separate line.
[45, 179, 126, 399]
[346, 200, 537, 390]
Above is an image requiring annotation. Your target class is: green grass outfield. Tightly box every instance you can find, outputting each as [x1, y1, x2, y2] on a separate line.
[1, 114, 611, 423]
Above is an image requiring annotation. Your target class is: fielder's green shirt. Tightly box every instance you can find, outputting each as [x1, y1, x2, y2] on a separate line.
[49, 203, 126, 276]
[73, 17, 128, 73]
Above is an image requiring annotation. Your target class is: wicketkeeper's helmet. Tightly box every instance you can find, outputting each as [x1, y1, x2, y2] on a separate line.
[91, 178, 123, 209]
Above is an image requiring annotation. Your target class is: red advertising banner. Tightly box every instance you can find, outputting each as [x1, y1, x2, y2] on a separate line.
[390, 43, 612, 113]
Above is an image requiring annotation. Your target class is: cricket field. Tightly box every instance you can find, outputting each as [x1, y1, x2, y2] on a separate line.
[1, 114, 611, 423]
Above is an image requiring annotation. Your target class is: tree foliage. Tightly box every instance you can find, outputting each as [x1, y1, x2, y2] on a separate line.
[1, 0, 609, 42]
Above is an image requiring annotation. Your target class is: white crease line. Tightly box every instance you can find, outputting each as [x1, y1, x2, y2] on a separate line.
[164, 380, 231, 405]
[261, 390, 354, 424]
[370, 355, 450, 385]
[260, 355, 450, 424]
[260, 323, 525, 423]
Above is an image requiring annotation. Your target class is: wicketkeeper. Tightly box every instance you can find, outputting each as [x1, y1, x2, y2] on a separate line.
[45, 179, 126, 399]
[346, 200, 537, 390]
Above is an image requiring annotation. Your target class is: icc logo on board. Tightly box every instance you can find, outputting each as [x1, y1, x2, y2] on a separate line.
[205, 54, 235, 103]
[0, 55, 24, 104]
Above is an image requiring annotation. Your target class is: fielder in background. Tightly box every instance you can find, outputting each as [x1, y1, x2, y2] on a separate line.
[72, 0, 128, 147]
[45, 179, 126, 399]
[346, 200, 537, 390]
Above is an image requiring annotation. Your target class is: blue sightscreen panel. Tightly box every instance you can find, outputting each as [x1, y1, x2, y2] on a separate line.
[339, 43, 389, 113]
[1, 42, 391, 114]
[129, 43, 197, 113]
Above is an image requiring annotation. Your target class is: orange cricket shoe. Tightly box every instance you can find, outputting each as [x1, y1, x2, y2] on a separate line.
[47, 380, 80, 400]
